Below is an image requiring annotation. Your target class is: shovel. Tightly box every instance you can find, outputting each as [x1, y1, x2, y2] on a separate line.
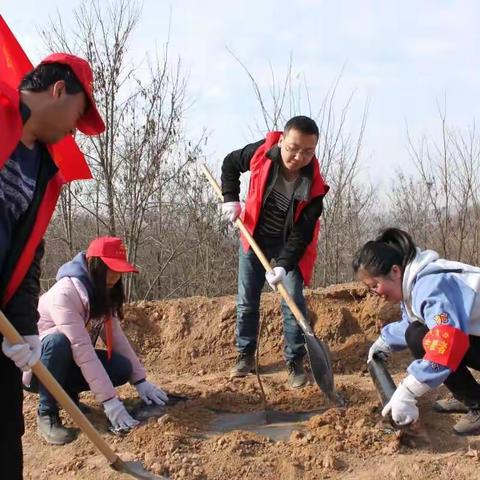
[368, 354, 430, 446]
[367, 354, 396, 406]
[202, 164, 337, 403]
[0, 310, 167, 480]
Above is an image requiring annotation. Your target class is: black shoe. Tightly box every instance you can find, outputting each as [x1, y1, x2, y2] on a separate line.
[230, 353, 255, 378]
[287, 359, 308, 388]
[37, 413, 76, 445]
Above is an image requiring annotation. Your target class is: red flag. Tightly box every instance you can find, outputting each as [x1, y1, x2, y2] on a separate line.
[0, 15, 32, 88]
[0, 14, 93, 181]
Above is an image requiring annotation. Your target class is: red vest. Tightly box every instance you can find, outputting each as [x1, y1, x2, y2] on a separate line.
[240, 131, 329, 285]
[0, 83, 92, 306]
[0, 15, 93, 305]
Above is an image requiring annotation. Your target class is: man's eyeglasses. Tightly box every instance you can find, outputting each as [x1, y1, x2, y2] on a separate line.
[283, 144, 316, 157]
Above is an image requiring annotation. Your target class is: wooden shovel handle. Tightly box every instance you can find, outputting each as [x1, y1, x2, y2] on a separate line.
[0, 310, 120, 464]
[201, 164, 313, 335]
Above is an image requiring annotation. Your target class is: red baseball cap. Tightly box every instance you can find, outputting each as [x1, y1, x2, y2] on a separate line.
[39, 52, 105, 136]
[86, 237, 138, 273]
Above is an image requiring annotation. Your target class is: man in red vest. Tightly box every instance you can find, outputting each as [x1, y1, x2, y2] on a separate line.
[0, 53, 104, 479]
[221, 116, 329, 387]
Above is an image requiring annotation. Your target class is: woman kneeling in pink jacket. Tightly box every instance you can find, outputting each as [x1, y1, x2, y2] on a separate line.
[24, 236, 167, 445]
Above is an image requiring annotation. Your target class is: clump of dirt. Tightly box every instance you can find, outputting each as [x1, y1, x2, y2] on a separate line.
[23, 282, 478, 480]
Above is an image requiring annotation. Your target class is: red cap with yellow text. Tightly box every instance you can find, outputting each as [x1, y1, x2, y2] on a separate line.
[39, 52, 105, 135]
[86, 237, 138, 273]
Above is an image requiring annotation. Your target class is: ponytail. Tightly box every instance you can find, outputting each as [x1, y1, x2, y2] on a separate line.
[352, 228, 417, 276]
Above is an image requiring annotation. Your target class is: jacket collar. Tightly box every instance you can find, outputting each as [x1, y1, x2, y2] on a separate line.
[56, 252, 94, 304]
[402, 248, 440, 321]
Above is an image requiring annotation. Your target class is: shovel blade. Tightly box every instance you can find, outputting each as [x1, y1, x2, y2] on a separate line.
[112, 459, 169, 479]
[305, 334, 336, 402]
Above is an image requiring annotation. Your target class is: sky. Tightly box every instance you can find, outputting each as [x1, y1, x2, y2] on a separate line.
[3, 0, 480, 189]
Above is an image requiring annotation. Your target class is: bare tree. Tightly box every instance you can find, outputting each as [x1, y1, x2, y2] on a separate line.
[37, 5, 383, 300]
[391, 101, 480, 264]
[226, 52, 375, 287]
[40, 0, 201, 300]
[42, 0, 141, 235]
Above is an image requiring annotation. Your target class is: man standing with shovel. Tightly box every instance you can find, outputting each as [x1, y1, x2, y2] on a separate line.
[0, 43, 105, 477]
[221, 116, 329, 388]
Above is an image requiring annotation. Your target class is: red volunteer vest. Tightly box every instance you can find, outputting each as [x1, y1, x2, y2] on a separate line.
[240, 131, 329, 285]
[0, 15, 93, 305]
[0, 83, 93, 306]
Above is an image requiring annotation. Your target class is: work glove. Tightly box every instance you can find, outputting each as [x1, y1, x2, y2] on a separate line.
[265, 267, 286, 290]
[135, 380, 169, 406]
[381, 375, 430, 426]
[1, 335, 41, 371]
[103, 397, 139, 431]
[367, 336, 392, 363]
[221, 201, 242, 223]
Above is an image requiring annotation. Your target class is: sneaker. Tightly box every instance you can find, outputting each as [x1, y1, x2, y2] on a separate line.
[37, 413, 76, 445]
[453, 409, 480, 436]
[433, 397, 469, 414]
[230, 353, 255, 378]
[287, 359, 308, 389]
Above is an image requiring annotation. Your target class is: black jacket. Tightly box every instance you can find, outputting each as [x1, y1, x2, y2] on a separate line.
[0, 141, 58, 336]
[221, 140, 324, 272]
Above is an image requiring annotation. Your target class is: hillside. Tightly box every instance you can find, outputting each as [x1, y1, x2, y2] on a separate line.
[23, 283, 480, 479]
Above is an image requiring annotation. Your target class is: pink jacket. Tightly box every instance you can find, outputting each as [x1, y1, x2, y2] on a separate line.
[26, 276, 146, 403]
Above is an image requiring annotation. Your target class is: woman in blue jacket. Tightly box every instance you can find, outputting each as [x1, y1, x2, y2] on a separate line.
[353, 228, 480, 435]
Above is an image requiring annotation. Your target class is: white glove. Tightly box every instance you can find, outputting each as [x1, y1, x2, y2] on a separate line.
[1, 335, 41, 371]
[103, 397, 139, 431]
[367, 336, 392, 363]
[221, 201, 242, 222]
[381, 375, 430, 426]
[265, 267, 286, 290]
[135, 380, 168, 406]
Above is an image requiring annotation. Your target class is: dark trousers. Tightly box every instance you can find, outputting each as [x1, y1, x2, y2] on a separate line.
[406, 322, 480, 408]
[32, 333, 132, 416]
[0, 350, 24, 480]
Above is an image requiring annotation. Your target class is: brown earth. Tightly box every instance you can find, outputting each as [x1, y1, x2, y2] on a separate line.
[23, 283, 480, 479]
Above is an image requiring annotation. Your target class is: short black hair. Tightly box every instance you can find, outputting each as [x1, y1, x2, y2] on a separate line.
[284, 115, 319, 137]
[19, 62, 84, 95]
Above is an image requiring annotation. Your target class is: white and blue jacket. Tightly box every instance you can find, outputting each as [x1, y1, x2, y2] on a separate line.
[381, 249, 480, 388]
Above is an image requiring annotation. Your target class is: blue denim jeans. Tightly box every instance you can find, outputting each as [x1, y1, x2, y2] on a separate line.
[236, 243, 307, 362]
[36, 333, 133, 415]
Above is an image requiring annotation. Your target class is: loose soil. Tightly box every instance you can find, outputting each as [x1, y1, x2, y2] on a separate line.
[23, 283, 480, 479]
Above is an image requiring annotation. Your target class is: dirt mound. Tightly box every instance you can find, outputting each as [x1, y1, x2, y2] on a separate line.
[122, 282, 399, 376]
[23, 282, 480, 480]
